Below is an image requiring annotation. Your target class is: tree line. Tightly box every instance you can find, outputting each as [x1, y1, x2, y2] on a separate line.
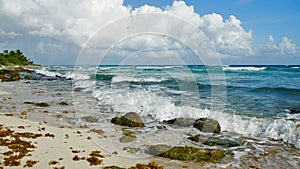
[0, 49, 36, 66]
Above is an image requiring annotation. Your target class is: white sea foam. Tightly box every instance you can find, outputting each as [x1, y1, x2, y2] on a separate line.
[35, 67, 90, 80]
[63, 72, 90, 80]
[136, 66, 179, 70]
[92, 86, 300, 148]
[111, 76, 166, 83]
[35, 68, 62, 77]
[223, 67, 266, 71]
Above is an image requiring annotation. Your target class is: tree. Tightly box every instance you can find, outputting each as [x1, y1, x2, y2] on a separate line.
[0, 49, 37, 66]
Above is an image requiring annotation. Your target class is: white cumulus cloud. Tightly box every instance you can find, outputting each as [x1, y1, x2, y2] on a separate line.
[258, 36, 297, 56]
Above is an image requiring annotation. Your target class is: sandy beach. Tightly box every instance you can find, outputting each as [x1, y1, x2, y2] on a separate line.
[0, 114, 172, 169]
[0, 81, 205, 169]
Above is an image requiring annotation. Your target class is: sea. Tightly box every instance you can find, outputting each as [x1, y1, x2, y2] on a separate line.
[2, 65, 300, 168]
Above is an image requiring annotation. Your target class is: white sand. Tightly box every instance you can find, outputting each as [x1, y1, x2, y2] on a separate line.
[0, 115, 196, 169]
[0, 90, 11, 95]
[0, 115, 151, 168]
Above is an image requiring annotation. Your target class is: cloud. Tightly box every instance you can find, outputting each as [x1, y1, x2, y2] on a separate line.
[257, 36, 298, 56]
[0, 0, 131, 46]
[0, 30, 21, 39]
[0, 0, 298, 64]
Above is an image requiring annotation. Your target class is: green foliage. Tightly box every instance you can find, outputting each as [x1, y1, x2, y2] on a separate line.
[0, 49, 37, 66]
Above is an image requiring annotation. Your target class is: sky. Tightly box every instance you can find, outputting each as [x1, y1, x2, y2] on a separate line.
[0, 0, 299, 65]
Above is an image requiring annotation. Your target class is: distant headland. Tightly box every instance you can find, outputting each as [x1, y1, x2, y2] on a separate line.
[0, 49, 39, 67]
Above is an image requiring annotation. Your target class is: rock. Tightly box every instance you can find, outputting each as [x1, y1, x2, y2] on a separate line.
[82, 116, 98, 123]
[290, 109, 300, 114]
[193, 118, 221, 134]
[103, 166, 125, 169]
[34, 102, 50, 107]
[148, 145, 225, 162]
[58, 101, 69, 106]
[148, 145, 172, 155]
[188, 135, 240, 148]
[0, 67, 32, 82]
[119, 135, 136, 143]
[122, 147, 141, 154]
[111, 112, 145, 128]
[162, 117, 195, 127]
[24, 101, 50, 107]
[24, 74, 32, 79]
[73, 87, 85, 92]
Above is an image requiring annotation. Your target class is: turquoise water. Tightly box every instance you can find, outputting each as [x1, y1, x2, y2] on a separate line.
[34, 65, 300, 149]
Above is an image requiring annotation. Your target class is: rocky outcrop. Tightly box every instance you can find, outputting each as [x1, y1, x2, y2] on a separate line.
[111, 112, 145, 128]
[188, 135, 240, 148]
[162, 117, 195, 127]
[162, 117, 221, 134]
[82, 116, 98, 123]
[0, 67, 32, 82]
[148, 145, 225, 162]
[193, 118, 221, 134]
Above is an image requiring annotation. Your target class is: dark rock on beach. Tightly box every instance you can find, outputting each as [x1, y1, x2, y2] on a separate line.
[82, 116, 98, 123]
[111, 112, 145, 128]
[148, 145, 225, 162]
[289, 109, 300, 114]
[103, 166, 125, 169]
[119, 135, 136, 143]
[58, 101, 69, 106]
[0, 67, 32, 82]
[24, 101, 50, 107]
[193, 118, 221, 134]
[162, 117, 195, 127]
[188, 135, 240, 148]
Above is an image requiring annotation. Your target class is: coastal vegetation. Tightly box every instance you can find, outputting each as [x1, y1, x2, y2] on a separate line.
[0, 49, 37, 66]
[0, 49, 39, 82]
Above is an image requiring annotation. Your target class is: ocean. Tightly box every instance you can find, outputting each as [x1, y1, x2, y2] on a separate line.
[2, 65, 300, 168]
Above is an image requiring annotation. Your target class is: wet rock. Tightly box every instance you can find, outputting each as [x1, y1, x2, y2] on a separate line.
[82, 116, 98, 123]
[0, 67, 32, 82]
[119, 135, 136, 143]
[24, 74, 32, 80]
[122, 147, 141, 154]
[73, 87, 85, 92]
[188, 135, 240, 148]
[193, 118, 221, 134]
[111, 112, 145, 128]
[103, 166, 125, 169]
[58, 101, 69, 106]
[148, 145, 172, 155]
[148, 145, 225, 162]
[162, 117, 195, 127]
[34, 102, 50, 107]
[290, 109, 300, 114]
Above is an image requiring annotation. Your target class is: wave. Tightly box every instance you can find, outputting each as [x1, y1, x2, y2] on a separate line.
[35, 68, 90, 80]
[208, 111, 300, 149]
[94, 74, 114, 81]
[63, 72, 90, 80]
[92, 87, 300, 149]
[111, 76, 167, 83]
[223, 67, 266, 71]
[136, 66, 181, 70]
[35, 68, 62, 77]
[251, 87, 300, 95]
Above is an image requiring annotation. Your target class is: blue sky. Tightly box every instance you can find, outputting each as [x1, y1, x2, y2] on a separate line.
[0, 0, 299, 65]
